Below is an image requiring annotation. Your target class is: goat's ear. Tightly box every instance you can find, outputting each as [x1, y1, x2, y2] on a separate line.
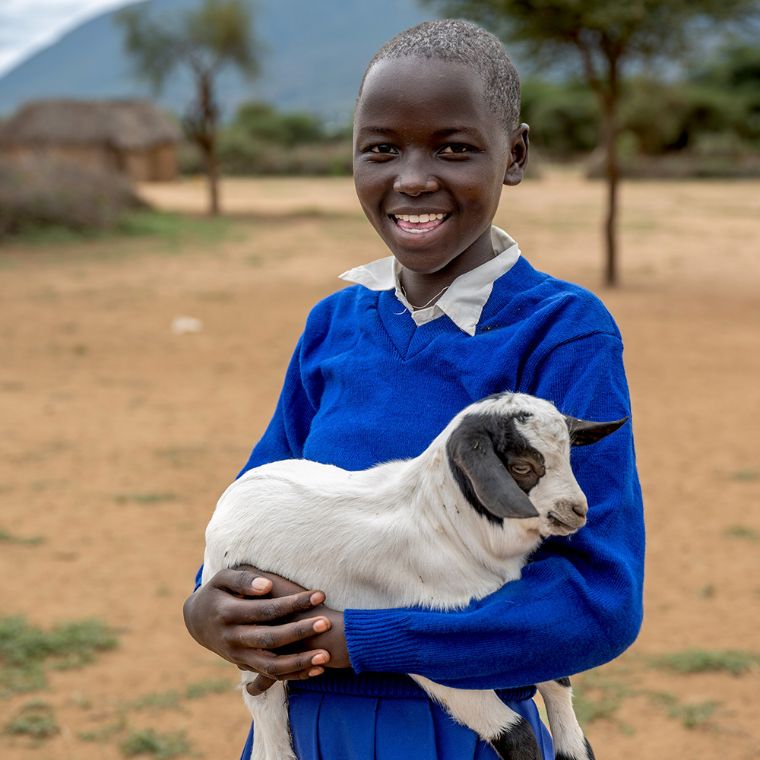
[446, 426, 539, 520]
[564, 415, 629, 447]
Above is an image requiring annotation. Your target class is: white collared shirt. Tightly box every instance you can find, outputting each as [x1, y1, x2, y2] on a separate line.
[339, 226, 521, 336]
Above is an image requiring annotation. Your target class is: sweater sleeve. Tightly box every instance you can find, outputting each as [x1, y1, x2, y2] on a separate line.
[236, 335, 317, 477]
[344, 331, 645, 688]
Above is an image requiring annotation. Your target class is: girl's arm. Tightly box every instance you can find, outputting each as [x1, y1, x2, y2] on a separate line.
[342, 331, 644, 688]
[184, 337, 343, 686]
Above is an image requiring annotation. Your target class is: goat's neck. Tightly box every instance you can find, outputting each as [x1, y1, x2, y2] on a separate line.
[401, 442, 542, 578]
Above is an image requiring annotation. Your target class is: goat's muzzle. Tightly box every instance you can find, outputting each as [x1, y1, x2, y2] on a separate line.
[547, 498, 588, 535]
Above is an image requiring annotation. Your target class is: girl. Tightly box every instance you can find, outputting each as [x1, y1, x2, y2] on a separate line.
[184, 19, 644, 760]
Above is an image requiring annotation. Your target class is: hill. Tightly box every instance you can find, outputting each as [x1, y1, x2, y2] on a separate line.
[0, 0, 436, 123]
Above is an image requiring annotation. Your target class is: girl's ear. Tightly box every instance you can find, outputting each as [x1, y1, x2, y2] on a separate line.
[504, 123, 530, 186]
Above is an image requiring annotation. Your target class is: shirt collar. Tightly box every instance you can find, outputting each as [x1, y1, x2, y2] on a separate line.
[339, 226, 521, 336]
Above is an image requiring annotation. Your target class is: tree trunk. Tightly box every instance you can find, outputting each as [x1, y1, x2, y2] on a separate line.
[205, 139, 220, 217]
[601, 61, 620, 287]
[197, 71, 220, 216]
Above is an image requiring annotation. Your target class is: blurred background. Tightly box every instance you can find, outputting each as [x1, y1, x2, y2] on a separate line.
[0, 1, 758, 759]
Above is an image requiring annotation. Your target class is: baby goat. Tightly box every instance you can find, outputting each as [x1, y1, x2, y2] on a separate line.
[202, 392, 627, 760]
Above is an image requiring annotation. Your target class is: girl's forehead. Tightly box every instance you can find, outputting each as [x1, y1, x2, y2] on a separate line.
[355, 57, 499, 134]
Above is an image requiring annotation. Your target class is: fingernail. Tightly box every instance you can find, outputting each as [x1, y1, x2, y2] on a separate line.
[312, 618, 329, 633]
[308, 667, 323, 677]
[252, 578, 269, 591]
[310, 591, 325, 605]
[311, 653, 328, 665]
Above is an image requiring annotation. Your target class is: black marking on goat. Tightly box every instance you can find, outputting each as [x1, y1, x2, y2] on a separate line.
[556, 737, 596, 760]
[491, 717, 542, 760]
[447, 413, 545, 524]
[480, 391, 512, 403]
[555, 676, 572, 687]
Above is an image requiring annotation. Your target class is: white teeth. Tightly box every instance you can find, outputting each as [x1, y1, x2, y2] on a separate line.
[394, 213, 446, 222]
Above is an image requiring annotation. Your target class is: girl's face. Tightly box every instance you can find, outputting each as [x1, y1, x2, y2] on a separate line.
[353, 56, 527, 279]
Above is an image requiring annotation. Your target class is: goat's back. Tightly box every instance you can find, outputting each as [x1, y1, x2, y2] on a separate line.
[202, 460, 523, 611]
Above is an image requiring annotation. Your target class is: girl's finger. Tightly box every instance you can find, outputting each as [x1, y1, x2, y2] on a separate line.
[246, 674, 276, 695]
[245, 666, 323, 696]
[233, 616, 331, 649]
[223, 591, 326, 625]
[239, 648, 330, 679]
[215, 568, 273, 597]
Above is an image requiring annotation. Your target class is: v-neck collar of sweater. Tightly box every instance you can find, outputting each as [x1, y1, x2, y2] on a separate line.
[367, 255, 533, 361]
[339, 226, 521, 336]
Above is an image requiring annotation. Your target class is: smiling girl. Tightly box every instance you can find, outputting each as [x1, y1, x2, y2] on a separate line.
[183, 20, 644, 760]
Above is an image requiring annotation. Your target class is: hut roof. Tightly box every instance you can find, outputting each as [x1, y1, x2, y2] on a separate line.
[0, 99, 181, 150]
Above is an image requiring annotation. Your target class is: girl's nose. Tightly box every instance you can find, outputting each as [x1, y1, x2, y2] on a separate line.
[393, 161, 440, 196]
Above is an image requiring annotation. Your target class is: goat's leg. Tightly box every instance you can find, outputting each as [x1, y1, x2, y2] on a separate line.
[412, 675, 542, 760]
[241, 679, 296, 760]
[536, 679, 596, 760]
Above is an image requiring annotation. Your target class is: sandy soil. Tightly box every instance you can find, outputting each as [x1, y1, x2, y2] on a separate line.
[1, 170, 758, 759]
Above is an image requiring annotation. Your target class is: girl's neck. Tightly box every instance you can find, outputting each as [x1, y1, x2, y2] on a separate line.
[397, 229, 496, 307]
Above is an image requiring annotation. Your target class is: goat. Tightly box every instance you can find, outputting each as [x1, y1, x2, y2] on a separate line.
[202, 391, 627, 760]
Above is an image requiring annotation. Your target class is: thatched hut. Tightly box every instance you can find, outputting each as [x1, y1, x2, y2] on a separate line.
[0, 99, 181, 182]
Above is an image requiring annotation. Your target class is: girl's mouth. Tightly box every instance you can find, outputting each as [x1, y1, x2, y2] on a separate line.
[390, 212, 450, 235]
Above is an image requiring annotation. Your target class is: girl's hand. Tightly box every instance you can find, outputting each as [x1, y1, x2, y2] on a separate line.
[183, 566, 333, 691]
[239, 568, 351, 696]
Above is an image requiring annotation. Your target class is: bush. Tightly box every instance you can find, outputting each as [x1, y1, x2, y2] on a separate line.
[521, 78, 600, 158]
[586, 145, 760, 179]
[233, 101, 327, 147]
[219, 133, 352, 176]
[210, 100, 353, 177]
[0, 157, 146, 239]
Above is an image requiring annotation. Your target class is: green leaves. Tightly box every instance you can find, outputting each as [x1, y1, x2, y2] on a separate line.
[116, 0, 260, 91]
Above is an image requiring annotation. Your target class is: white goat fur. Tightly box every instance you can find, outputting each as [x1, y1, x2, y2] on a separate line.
[202, 392, 593, 760]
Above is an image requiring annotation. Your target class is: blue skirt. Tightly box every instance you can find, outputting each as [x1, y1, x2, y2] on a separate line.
[240, 671, 554, 760]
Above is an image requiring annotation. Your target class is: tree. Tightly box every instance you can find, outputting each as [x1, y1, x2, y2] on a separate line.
[426, 0, 758, 286]
[118, 0, 260, 216]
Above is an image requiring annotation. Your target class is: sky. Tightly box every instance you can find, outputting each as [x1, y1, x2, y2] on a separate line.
[0, 0, 142, 77]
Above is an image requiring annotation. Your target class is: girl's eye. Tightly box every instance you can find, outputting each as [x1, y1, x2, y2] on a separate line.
[510, 463, 533, 476]
[439, 143, 476, 155]
[367, 144, 398, 155]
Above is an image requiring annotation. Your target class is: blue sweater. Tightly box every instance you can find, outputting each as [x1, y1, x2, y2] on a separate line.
[235, 254, 644, 690]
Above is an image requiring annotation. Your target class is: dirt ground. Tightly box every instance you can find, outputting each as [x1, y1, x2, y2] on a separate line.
[1, 170, 758, 759]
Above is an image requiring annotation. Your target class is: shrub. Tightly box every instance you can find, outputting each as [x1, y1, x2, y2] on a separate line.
[212, 100, 353, 176]
[0, 156, 146, 239]
[4, 701, 59, 740]
[233, 101, 327, 147]
[219, 134, 352, 176]
[0, 616, 118, 697]
[120, 728, 190, 758]
[651, 649, 760, 676]
[521, 78, 600, 158]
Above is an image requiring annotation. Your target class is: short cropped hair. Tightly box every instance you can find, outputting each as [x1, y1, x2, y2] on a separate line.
[360, 19, 520, 130]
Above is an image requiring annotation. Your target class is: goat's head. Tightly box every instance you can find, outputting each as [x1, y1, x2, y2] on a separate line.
[445, 393, 627, 537]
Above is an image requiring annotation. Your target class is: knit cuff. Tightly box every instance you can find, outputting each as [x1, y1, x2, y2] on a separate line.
[344, 608, 417, 674]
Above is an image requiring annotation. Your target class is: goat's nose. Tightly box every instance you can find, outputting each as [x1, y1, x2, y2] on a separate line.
[571, 501, 587, 518]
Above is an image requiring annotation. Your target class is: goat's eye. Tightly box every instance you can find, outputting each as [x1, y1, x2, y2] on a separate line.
[510, 463, 533, 476]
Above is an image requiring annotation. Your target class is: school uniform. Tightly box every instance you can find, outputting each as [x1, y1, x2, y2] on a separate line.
[209, 227, 644, 760]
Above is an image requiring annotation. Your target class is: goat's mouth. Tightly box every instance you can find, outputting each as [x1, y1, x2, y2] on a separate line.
[545, 511, 582, 536]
